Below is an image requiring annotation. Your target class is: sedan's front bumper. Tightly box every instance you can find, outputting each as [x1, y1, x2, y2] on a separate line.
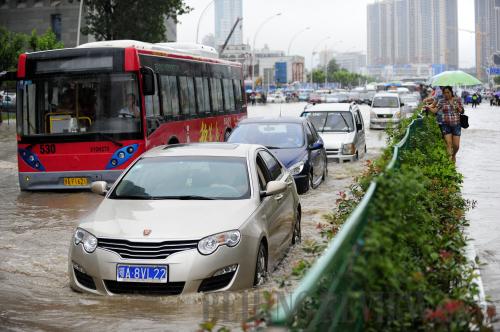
[369, 118, 401, 129]
[68, 235, 259, 295]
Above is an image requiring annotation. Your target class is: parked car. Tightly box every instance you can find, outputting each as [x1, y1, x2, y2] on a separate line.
[267, 93, 287, 103]
[308, 93, 322, 104]
[369, 92, 404, 129]
[68, 143, 301, 295]
[301, 103, 366, 162]
[400, 93, 420, 114]
[324, 92, 350, 103]
[228, 117, 327, 194]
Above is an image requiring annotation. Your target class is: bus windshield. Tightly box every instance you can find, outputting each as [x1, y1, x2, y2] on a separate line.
[19, 73, 141, 137]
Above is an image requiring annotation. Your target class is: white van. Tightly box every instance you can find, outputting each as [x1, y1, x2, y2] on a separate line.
[369, 92, 404, 129]
[301, 102, 366, 162]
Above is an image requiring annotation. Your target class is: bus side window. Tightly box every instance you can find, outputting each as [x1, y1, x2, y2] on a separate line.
[179, 76, 195, 117]
[210, 78, 220, 113]
[145, 74, 160, 118]
[160, 75, 178, 120]
[232, 79, 241, 111]
[222, 79, 234, 113]
[195, 77, 210, 115]
[215, 79, 223, 113]
[186, 76, 197, 117]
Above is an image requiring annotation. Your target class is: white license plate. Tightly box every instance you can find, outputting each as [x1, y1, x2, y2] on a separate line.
[116, 265, 168, 283]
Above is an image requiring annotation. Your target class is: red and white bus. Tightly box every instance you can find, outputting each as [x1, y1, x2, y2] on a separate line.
[15, 40, 246, 190]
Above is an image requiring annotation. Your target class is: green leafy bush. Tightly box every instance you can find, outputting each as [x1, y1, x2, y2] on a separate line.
[290, 113, 494, 331]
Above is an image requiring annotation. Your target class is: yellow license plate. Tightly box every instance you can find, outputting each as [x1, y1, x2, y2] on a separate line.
[63, 177, 88, 186]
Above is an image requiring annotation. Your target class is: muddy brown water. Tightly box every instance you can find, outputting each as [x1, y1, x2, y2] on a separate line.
[0, 104, 386, 331]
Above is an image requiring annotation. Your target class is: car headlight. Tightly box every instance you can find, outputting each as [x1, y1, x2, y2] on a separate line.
[342, 143, 356, 155]
[289, 161, 305, 176]
[198, 230, 241, 255]
[370, 111, 377, 119]
[74, 228, 98, 253]
[394, 111, 401, 118]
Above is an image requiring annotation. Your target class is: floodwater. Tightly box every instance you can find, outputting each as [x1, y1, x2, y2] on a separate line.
[456, 102, 500, 329]
[0, 103, 385, 331]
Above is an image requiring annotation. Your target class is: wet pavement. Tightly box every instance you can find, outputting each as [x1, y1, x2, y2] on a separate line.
[0, 103, 386, 331]
[456, 102, 500, 329]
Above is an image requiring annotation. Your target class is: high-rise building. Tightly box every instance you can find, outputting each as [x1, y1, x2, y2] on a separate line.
[475, 0, 500, 80]
[214, 0, 242, 47]
[335, 52, 367, 74]
[367, 0, 458, 76]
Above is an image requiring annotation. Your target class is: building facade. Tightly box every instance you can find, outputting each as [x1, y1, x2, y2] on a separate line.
[253, 47, 305, 84]
[214, 0, 242, 47]
[335, 52, 367, 74]
[367, 0, 458, 79]
[475, 0, 500, 81]
[0, 0, 177, 49]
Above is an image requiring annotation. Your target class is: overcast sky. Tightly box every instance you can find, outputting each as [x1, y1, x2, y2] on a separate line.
[177, 0, 476, 69]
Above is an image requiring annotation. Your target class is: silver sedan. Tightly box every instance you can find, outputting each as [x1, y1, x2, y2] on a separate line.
[68, 143, 301, 295]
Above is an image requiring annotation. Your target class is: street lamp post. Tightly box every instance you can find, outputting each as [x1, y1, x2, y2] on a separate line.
[251, 12, 282, 90]
[310, 36, 331, 86]
[287, 27, 310, 56]
[76, 0, 84, 46]
[196, 0, 216, 44]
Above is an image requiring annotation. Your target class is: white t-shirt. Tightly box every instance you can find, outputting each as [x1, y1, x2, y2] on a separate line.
[118, 106, 140, 118]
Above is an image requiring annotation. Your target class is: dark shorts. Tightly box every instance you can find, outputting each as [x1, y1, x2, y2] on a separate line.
[440, 124, 461, 136]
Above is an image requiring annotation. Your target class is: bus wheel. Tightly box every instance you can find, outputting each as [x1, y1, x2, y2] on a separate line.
[167, 138, 179, 145]
[224, 130, 231, 142]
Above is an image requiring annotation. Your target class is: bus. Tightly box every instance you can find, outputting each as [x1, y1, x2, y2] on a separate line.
[14, 40, 246, 190]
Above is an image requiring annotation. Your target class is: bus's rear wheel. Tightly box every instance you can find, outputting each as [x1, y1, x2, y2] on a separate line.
[167, 138, 179, 145]
[224, 130, 232, 142]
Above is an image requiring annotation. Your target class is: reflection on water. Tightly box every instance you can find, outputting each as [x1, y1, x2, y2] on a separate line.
[0, 107, 386, 331]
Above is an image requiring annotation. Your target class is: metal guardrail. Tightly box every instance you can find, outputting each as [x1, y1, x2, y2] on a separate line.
[271, 116, 423, 331]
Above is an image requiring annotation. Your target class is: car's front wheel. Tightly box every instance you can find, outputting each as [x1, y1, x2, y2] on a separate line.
[253, 242, 268, 286]
[292, 208, 302, 245]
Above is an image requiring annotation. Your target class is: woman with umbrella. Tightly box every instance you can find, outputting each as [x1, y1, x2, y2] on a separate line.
[426, 86, 464, 163]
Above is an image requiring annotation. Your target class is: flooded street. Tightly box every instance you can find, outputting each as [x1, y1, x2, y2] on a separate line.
[0, 103, 385, 331]
[457, 102, 500, 329]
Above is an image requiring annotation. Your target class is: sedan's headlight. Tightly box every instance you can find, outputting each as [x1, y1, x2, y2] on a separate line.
[198, 230, 241, 255]
[74, 228, 98, 253]
[370, 111, 377, 119]
[342, 143, 356, 155]
[289, 161, 305, 176]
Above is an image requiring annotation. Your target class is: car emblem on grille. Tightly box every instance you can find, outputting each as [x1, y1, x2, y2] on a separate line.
[143, 229, 152, 236]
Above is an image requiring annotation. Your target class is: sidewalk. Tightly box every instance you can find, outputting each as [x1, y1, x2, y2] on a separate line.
[456, 102, 500, 329]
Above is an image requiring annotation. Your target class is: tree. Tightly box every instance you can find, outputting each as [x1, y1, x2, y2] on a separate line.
[494, 76, 500, 85]
[0, 27, 63, 71]
[0, 26, 27, 71]
[326, 58, 340, 76]
[311, 69, 326, 83]
[82, 0, 192, 43]
[29, 29, 64, 51]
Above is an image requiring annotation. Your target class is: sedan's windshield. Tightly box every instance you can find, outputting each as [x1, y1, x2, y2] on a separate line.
[302, 111, 354, 132]
[110, 156, 251, 200]
[372, 96, 400, 108]
[228, 123, 304, 149]
[19, 73, 141, 137]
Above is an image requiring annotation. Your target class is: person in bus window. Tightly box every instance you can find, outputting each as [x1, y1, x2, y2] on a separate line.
[119, 93, 140, 118]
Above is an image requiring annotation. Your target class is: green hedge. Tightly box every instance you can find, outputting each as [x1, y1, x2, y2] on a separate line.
[290, 114, 493, 331]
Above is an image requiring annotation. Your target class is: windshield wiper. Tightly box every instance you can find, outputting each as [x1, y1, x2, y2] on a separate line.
[265, 146, 282, 149]
[111, 195, 151, 200]
[96, 133, 123, 147]
[151, 195, 215, 200]
[338, 113, 351, 132]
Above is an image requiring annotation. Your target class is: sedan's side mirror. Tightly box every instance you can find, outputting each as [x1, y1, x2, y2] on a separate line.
[260, 180, 287, 197]
[400, 102, 405, 107]
[308, 141, 324, 150]
[91, 181, 108, 196]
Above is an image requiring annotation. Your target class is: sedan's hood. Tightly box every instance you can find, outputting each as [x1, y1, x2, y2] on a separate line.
[269, 148, 306, 168]
[319, 131, 355, 149]
[372, 107, 399, 115]
[79, 199, 257, 240]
